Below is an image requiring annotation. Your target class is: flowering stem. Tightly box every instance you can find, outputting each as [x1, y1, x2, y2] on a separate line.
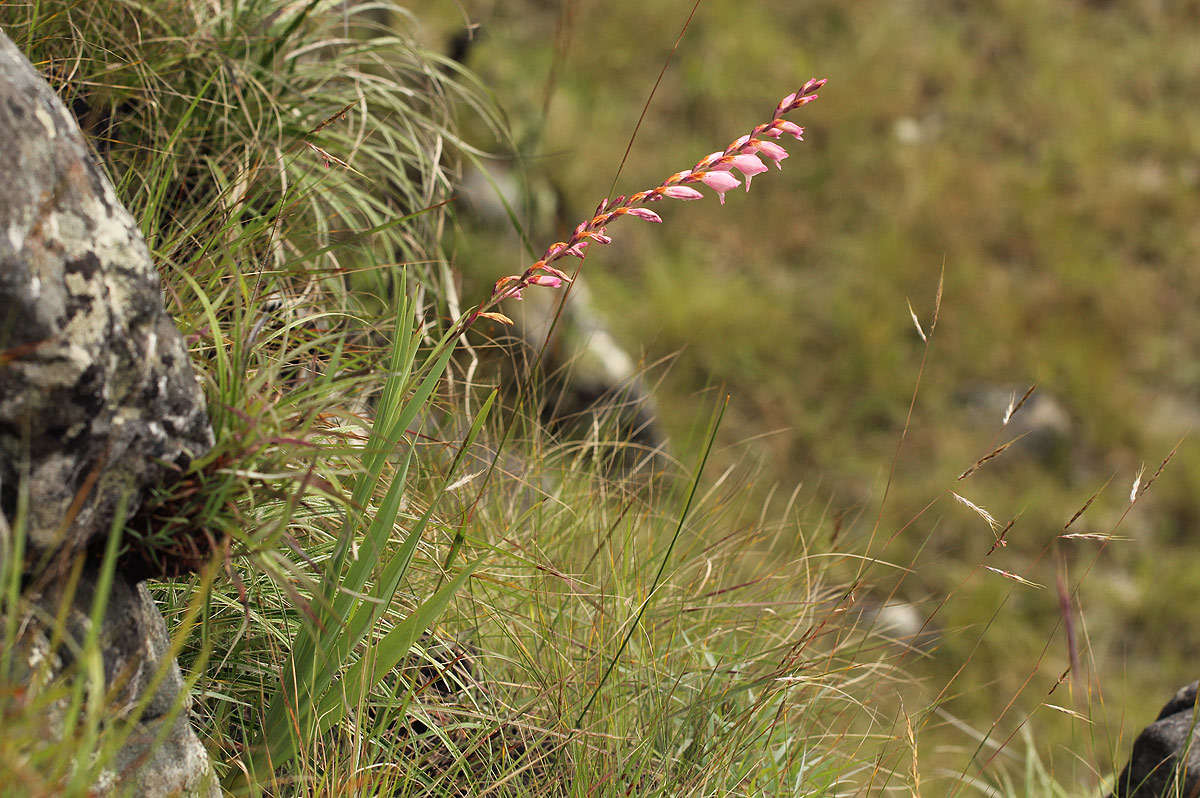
[457, 78, 827, 333]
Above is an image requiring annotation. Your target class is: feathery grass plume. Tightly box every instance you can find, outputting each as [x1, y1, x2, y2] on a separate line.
[951, 491, 1000, 532]
[1129, 463, 1146, 503]
[462, 78, 828, 329]
[983, 566, 1044, 590]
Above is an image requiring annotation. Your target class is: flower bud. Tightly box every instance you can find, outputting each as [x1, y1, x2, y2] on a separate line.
[661, 185, 704, 200]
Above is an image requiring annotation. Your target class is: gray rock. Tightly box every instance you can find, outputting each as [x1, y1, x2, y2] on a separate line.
[0, 30, 213, 554]
[0, 28, 218, 795]
[851, 599, 940, 653]
[511, 279, 665, 467]
[1111, 681, 1200, 797]
[13, 571, 220, 796]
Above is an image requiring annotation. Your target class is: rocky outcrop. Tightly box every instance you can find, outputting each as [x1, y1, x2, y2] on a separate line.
[0, 31, 212, 553]
[1110, 681, 1200, 798]
[0, 28, 218, 796]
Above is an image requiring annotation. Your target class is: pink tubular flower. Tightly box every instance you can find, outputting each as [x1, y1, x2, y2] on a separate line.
[730, 153, 768, 189]
[770, 120, 805, 140]
[620, 207, 663, 223]
[463, 78, 826, 328]
[538, 264, 572, 281]
[661, 185, 704, 200]
[750, 140, 789, 168]
[698, 170, 741, 203]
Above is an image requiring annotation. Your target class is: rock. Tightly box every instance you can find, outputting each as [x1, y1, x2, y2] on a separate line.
[511, 279, 665, 467]
[12, 571, 220, 796]
[0, 28, 218, 795]
[0, 30, 213, 554]
[457, 158, 667, 469]
[1110, 681, 1200, 798]
[851, 599, 940, 653]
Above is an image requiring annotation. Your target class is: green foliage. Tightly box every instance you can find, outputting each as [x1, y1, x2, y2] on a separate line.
[5, 0, 1191, 794]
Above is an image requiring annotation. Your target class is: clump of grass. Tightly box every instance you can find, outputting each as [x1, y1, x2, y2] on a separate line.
[11, 0, 502, 575]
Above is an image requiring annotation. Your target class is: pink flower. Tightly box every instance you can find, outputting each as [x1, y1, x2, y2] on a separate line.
[538, 264, 572, 281]
[698, 170, 741, 204]
[750, 140, 789, 168]
[771, 120, 805, 140]
[529, 275, 563, 288]
[581, 230, 612, 244]
[661, 185, 704, 200]
[620, 207, 663, 223]
[730, 154, 768, 189]
[494, 276, 525, 300]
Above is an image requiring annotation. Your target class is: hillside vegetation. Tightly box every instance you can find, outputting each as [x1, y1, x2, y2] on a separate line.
[4, 0, 1197, 794]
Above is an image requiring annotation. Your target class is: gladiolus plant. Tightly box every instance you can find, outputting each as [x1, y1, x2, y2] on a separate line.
[463, 78, 827, 329]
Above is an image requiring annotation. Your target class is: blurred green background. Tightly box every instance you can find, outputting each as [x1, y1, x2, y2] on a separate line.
[411, 0, 1200, 787]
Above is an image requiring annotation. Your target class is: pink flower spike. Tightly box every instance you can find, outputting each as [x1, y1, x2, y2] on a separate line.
[661, 185, 704, 200]
[730, 153, 768, 189]
[623, 207, 663, 223]
[772, 120, 805, 140]
[698, 170, 740, 203]
[752, 140, 789, 168]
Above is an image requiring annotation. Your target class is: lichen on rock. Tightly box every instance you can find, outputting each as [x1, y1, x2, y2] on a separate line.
[0, 31, 213, 554]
